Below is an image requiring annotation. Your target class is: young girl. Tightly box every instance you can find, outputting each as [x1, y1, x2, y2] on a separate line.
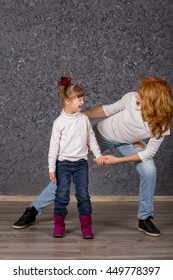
[48, 75, 103, 239]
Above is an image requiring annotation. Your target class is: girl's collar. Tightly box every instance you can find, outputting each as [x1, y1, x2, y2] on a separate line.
[62, 109, 79, 117]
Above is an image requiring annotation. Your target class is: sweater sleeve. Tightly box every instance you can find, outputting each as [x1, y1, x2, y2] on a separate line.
[48, 119, 62, 172]
[138, 136, 164, 162]
[103, 92, 134, 117]
[138, 129, 170, 161]
[86, 118, 102, 158]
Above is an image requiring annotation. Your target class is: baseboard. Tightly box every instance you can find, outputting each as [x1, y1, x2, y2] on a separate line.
[0, 195, 173, 201]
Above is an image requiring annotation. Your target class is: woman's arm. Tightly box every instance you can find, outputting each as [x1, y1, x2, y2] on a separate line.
[84, 93, 131, 119]
[95, 153, 141, 165]
[84, 106, 106, 119]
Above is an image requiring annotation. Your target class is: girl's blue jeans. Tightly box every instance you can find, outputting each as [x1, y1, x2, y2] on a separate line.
[31, 126, 156, 220]
[54, 159, 92, 216]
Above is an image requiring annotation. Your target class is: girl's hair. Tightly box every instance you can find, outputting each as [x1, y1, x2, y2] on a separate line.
[58, 75, 84, 104]
[137, 76, 173, 138]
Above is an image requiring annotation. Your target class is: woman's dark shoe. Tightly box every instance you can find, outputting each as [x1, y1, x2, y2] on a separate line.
[138, 216, 160, 237]
[13, 206, 38, 229]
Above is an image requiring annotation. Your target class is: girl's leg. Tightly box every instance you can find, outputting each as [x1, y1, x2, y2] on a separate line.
[73, 160, 92, 215]
[73, 159, 93, 238]
[54, 161, 72, 216]
[53, 161, 72, 237]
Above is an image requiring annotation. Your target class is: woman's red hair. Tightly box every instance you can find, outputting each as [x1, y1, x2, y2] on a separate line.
[137, 77, 173, 138]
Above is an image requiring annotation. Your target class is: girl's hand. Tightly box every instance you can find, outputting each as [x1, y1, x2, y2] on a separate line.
[49, 172, 56, 182]
[94, 155, 119, 165]
[94, 156, 107, 165]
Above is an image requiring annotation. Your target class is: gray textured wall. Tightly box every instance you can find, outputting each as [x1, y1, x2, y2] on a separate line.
[0, 0, 173, 195]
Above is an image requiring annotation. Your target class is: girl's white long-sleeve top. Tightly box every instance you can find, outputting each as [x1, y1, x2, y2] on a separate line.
[97, 92, 170, 162]
[48, 110, 101, 173]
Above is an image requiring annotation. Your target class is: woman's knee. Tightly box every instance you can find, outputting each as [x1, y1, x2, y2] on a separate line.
[135, 160, 157, 177]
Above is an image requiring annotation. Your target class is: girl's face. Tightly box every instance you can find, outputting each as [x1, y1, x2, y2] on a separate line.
[135, 92, 142, 106]
[64, 96, 84, 114]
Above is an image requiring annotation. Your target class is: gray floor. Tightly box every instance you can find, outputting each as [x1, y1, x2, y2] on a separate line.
[0, 200, 173, 260]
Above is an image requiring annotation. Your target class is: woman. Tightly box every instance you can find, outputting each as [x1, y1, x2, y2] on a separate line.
[87, 76, 173, 237]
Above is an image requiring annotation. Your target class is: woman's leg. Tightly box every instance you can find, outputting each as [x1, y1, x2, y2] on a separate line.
[135, 159, 156, 219]
[116, 143, 157, 220]
[115, 143, 159, 236]
[13, 181, 57, 229]
[31, 181, 57, 214]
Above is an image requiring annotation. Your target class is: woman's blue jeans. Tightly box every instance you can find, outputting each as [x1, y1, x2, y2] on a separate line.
[93, 126, 156, 220]
[31, 126, 156, 220]
[54, 159, 92, 216]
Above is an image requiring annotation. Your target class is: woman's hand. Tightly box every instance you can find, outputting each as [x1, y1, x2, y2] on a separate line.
[94, 153, 141, 165]
[133, 141, 145, 149]
[104, 155, 120, 165]
[49, 172, 56, 182]
[101, 155, 119, 165]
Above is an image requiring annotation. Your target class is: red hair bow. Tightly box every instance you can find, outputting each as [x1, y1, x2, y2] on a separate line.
[60, 77, 71, 87]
